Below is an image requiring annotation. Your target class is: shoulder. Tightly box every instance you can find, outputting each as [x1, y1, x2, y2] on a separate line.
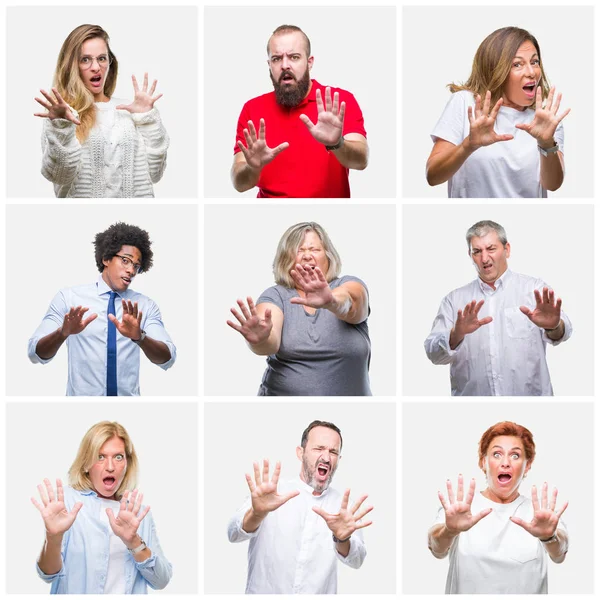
[508, 270, 546, 289]
[444, 278, 478, 300]
[444, 90, 474, 111]
[314, 80, 359, 103]
[241, 91, 277, 110]
[333, 275, 368, 292]
[258, 284, 290, 298]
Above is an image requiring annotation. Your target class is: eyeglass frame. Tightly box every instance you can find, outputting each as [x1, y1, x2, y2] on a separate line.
[114, 254, 142, 274]
[79, 53, 113, 70]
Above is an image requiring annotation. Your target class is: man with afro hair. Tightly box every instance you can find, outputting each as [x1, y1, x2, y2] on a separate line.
[28, 223, 176, 395]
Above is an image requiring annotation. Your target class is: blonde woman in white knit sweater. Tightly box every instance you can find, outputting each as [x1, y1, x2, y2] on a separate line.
[34, 24, 169, 198]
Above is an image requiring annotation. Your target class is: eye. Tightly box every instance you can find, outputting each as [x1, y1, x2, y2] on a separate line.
[81, 57, 90, 64]
[271, 56, 280, 63]
[511, 453, 520, 459]
[493, 452, 501, 458]
[98, 56, 108, 63]
[513, 62, 522, 68]
[291, 55, 300, 61]
[98, 454, 105, 460]
[115, 454, 125, 461]
[532, 59, 540, 65]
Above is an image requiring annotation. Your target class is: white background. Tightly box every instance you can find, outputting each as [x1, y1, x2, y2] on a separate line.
[204, 401, 396, 594]
[402, 401, 594, 594]
[402, 203, 594, 396]
[6, 401, 198, 594]
[5, 204, 198, 396]
[204, 203, 396, 396]
[402, 5, 595, 198]
[203, 5, 397, 198]
[6, 6, 198, 198]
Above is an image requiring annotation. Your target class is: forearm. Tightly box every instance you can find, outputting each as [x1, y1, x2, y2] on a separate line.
[242, 507, 266, 533]
[539, 149, 564, 192]
[426, 138, 476, 186]
[331, 138, 368, 170]
[38, 533, 64, 575]
[428, 524, 459, 558]
[545, 319, 565, 341]
[326, 287, 367, 324]
[231, 160, 261, 193]
[35, 328, 68, 360]
[124, 534, 152, 563]
[335, 538, 351, 558]
[543, 529, 568, 563]
[448, 327, 465, 350]
[138, 336, 172, 365]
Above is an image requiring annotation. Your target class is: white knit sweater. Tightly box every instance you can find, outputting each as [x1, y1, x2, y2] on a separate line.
[41, 98, 169, 198]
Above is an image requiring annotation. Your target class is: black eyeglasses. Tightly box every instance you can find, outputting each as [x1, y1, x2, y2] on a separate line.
[115, 254, 142, 273]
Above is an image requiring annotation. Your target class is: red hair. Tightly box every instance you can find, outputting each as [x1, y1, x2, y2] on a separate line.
[478, 421, 535, 470]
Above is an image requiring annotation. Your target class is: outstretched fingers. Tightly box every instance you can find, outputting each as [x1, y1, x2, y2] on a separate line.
[472, 507, 493, 525]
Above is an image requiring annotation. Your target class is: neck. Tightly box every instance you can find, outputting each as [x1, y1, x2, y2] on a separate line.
[501, 93, 527, 112]
[481, 487, 520, 504]
[299, 470, 322, 496]
[94, 92, 110, 103]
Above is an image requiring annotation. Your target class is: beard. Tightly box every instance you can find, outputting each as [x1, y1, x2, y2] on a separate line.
[302, 456, 337, 493]
[270, 67, 311, 107]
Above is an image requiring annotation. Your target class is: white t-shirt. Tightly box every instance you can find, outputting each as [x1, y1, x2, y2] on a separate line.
[432, 493, 567, 594]
[431, 90, 565, 198]
[98, 498, 128, 594]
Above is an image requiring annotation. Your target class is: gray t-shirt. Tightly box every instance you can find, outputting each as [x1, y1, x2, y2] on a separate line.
[256, 276, 371, 396]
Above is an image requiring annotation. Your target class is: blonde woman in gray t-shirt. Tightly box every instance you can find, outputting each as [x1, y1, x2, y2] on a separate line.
[227, 222, 371, 396]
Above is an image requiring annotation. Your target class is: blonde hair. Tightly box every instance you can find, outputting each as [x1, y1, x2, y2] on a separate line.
[273, 222, 342, 288]
[68, 421, 138, 500]
[449, 27, 550, 109]
[53, 24, 118, 142]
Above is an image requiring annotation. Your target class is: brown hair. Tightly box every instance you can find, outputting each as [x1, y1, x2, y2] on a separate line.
[300, 420, 343, 450]
[478, 421, 536, 470]
[53, 24, 118, 142]
[449, 27, 550, 108]
[267, 24, 311, 58]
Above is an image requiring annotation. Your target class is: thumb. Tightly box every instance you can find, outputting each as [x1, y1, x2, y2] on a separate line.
[514, 123, 529, 131]
[106, 507, 117, 527]
[71, 502, 83, 519]
[509, 515, 532, 533]
[115, 104, 129, 111]
[472, 507, 493, 526]
[312, 505, 327, 519]
[264, 308, 272, 322]
[108, 314, 118, 324]
[519, 305, 532, 318]
[299, 114, 314, 130]
[496, 134, 514, 142]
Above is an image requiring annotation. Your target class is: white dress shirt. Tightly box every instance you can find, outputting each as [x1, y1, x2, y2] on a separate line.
[227, 477, 366, 594]
[424, 270, 572, 396]
[28, 276, 176, 395]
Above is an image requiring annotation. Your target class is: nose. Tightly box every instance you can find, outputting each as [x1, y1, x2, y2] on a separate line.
[524, 62, 536, 77]
[106, 457, 115, 472]
[281, 55, 291, 69]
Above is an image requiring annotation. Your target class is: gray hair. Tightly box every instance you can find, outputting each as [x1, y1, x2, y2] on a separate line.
[466, 220, 508, 252]
[273, 222, 341, 288]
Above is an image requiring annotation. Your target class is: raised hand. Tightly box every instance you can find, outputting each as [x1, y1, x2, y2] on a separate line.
[34, 87, 81, 125]
[245, 460, 299, 518]
[438, 475, 492, 534]
[467, 91, 514, 150]
[227, 297, 273, 345]
[519, 287, 561, 330]
[116, 73, 163, 114]
[106, 489, 151, 545]
[451, 300, 492, 349]
[31, 478, 83, 536]
[300, 87, 345, 146]
[108, 299, 143, 340]
[313, 488, 373, 541]
[289, 264, 334, 309]
[237, 119, 289, 170]
[515, 86, 570, 147]
[510, 483, 568, 539]
[60, 306, 98, 337]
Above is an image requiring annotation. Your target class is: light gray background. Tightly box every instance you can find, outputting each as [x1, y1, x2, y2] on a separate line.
[203, 6, 396, 198]
[402, 401, 594, 594]
[6, 401, 198, 594]
[6, 204, 198, 396]
[204, 401, 396, 594]
[402, 5, 594, 198]
[204, 203, 396, 396]
[7, 6, 198, 198]
[402, 204, 594, 396]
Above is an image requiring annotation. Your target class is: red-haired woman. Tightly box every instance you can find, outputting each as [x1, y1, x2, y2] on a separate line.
[428, 421, 568, 593]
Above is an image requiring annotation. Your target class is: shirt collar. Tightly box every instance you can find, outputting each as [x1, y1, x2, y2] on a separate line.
[291, 79, 319, 109]
[95, 274, 133, 299]
[477, 268, 512, 294]
[295, 475, 331, 498]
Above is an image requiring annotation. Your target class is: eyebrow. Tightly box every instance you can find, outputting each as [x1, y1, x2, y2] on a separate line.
[514, 54, 539, 59]
[491, 445, 522, 451]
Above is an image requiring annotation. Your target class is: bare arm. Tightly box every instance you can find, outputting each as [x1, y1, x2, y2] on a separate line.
[136, 336, 172, 365]
[227, 298, 284, 356]
[330, 134, 369, 170]
[539, 150, 565, 192]
[327, 281, 369, 324]
[231, 152, 261, 193]
[428, 523, 459, 558]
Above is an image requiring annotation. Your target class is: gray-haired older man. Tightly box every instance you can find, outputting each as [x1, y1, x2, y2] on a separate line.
[424, 220, 572, 396]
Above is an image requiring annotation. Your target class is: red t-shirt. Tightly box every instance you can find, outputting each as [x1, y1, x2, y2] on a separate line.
[234, 79, 366, 198]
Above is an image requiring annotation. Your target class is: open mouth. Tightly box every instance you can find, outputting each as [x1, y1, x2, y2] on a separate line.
[90, 74, 102, 86]
[498, 473, 512, 483]
[316, 463, 330, 479]
[103, 476, 116, 488]
[281, 73, 295, 83]
[121, 276, 131, 285]
[522, 82, 536, 98]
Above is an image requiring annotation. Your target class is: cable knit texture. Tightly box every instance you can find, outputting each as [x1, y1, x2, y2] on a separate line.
[41, 98, 169, 198]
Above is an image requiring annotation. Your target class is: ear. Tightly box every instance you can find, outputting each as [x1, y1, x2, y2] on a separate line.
[504, 242, 511, 259]
[308, 56, 314, 71]
[524, 459, 532, 476]
[102, 257, 110, 269]
[296, 446, 303, 462]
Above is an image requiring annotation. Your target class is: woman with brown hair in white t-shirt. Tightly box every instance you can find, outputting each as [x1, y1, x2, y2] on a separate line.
[426, 27, 570, 198]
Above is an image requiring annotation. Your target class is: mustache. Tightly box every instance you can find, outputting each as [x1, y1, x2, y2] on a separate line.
[279, 70, 297, 82]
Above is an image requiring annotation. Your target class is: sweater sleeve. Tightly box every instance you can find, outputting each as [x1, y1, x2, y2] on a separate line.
[131, 108, 169, 183]
[41, 117, 82, 185]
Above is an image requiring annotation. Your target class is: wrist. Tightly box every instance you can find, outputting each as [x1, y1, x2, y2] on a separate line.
[58, 327, 69, 341]
[325, 136, 344, 151]
[250, 507, 268, 520]
[124, 534, 143, 550]
[443, 524, 460, 538]
[544, 320, 561, 332]
[539, 532, 558, 543]
[45, 531, 65, 544]
[332, 532, 352, 543]
[537, 138, 556, 150]
[462, 136, 479, 154]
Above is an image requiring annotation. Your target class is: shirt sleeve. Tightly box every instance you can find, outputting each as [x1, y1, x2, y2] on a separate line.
[257, 286, 285, 311]
[234, 102, 252, 155]
[227, 497, 261, 542]
[131, 108, 169, 183]
[134, 511, 173, 590]
[424, 295, 462, 365]
[41, 116, 82, 185]
[335, 527, 366, 569]
[141, 298, 177, 369]
[431, 92, 470, 146]
[28, 290, 69, 364]
[532, 280, 572, 346]
[340, 91, 367, 138]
